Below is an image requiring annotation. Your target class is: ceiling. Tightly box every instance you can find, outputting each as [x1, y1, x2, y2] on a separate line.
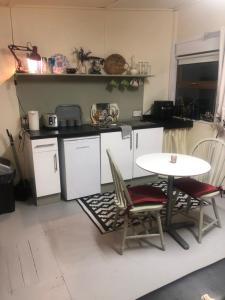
[0, 0, 199, 10]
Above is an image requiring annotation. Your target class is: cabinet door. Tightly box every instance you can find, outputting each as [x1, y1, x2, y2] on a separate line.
[32, 148, 61, 198]
[133, 127, 163, 178]
[101, 132, 133, 184]
[63, 137, 100, 200]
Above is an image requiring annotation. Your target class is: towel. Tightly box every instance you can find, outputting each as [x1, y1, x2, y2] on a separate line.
[119, 125, 132, 139]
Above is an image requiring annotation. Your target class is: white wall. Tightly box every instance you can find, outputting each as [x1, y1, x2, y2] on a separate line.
[0, 8, 20, 161]
[177, 0, 225, 42]
[176, 0, 225, 150]
[11, 7, 173, 112]
[0, 6, 174, 160]
[103, 10, 173, 112]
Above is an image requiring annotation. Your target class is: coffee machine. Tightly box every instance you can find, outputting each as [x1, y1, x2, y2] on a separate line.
[151, 101, 174, 121]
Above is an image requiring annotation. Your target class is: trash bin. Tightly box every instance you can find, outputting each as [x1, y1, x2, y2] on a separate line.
[0, 157, 15, 214]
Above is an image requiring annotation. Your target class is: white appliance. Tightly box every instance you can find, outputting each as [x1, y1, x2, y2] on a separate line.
[43, 113, 58, 128]
[59, 136, 101, 200]
[28, 110, 39, 130]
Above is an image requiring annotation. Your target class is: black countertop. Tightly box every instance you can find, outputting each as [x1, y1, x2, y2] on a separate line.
[28, 118, 193, 140]
[142, 115, 194, 129]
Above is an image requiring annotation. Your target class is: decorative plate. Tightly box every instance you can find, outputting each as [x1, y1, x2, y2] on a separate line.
[104, 54, 127, 75]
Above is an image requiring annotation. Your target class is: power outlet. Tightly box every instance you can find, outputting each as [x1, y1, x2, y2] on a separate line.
[133, 110, 142, 117]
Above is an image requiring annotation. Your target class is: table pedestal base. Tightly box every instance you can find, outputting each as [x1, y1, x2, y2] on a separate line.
[166, 221, 195, 250]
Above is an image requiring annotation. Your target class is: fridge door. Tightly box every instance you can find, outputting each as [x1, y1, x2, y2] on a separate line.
[62, 136, 100, 200]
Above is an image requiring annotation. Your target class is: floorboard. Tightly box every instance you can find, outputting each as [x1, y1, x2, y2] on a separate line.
[0, 197, 224, 300]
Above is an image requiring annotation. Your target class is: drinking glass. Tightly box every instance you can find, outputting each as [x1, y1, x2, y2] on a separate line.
[138, 62, 144, 74]
[143, 62, 151, 75]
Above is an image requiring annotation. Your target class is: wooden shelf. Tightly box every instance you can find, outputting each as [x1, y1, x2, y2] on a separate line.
[15, 73, 154, 78]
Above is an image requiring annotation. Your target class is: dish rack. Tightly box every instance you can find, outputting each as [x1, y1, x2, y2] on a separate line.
[55, 105, 82, 127]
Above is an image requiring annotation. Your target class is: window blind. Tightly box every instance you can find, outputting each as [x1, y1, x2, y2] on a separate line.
[177, 51, 219, 65]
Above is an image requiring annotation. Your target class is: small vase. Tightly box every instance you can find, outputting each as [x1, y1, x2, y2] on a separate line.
[79, 62, 87, 74]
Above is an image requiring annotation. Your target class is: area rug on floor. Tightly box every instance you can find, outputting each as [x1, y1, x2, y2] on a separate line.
[77, 180, 200, 234]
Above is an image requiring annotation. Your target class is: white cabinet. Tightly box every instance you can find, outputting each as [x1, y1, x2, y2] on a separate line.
[101, 127, 163, 184]
[101, 132, 133, 184]
[59, 136, 101, 200]
[133, 127, 163, 178]
[31, 138, 61, 198]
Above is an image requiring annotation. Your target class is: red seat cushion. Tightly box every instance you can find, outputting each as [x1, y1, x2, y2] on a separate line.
[174, 177, 221, 198]
[128, 185, 167, 205]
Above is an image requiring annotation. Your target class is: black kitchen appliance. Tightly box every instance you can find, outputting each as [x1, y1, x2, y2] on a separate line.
[151, 100, 174, 121]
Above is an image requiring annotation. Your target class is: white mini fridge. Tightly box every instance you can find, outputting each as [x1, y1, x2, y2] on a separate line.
[59, 136, 101, 200]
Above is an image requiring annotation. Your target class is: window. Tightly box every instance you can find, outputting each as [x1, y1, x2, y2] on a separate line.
[175, 52, 218, 122]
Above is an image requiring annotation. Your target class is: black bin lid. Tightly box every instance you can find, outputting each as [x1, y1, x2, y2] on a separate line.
[0, 157, 15, 182]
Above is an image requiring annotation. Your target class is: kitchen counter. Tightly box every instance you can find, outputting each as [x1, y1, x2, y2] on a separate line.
[28, 118, 193, 140]
[28, 124, 98, 140]
[28, 120, 160, 140]
[142, 115, 193, 129]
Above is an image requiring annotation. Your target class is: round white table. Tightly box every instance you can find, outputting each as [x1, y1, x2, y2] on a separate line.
[136, 153, 211, 250]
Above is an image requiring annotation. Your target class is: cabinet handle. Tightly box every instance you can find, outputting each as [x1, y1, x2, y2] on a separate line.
[136, 133, 139, 149]
[76, 146, 90, 150]
[54, 154, 58, 172]
[35, 143, 55, 148]
[130, 133, 132, 150]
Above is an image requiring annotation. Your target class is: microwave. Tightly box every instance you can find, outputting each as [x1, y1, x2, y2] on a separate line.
[151, 101, 174, 121]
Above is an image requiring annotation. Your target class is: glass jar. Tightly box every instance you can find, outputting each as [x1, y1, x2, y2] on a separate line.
[143, 62, 150, 75]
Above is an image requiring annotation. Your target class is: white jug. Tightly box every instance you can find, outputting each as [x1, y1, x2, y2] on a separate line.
[28, 111, 39, 131]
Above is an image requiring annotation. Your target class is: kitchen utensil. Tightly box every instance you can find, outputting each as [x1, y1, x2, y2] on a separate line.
[43, 113, 58, 128]
[66, 67, 77, 74]
[130, 79, 139, 88]
[28, 111, 39, 131]
[104, 54, 127, 75]
[55, 105, 82, 126]
[58, 119, 67, 128]
[67, 119, 76, 127]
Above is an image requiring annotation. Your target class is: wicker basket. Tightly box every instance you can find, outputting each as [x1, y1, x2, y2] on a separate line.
[104, 54, 127, 75]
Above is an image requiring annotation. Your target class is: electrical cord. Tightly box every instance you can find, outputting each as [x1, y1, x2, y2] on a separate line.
[16, 94, 26, 116]
[13, 75, 26, 116]
[18, 128, 28, 152]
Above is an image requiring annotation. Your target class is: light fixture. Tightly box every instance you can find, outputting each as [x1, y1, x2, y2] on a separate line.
[8, 44, 41, 73]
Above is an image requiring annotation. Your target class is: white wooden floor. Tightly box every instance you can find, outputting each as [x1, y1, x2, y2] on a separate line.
[0, 197, 225, 300]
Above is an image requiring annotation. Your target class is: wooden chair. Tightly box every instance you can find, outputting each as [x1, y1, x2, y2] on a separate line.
[107, 149, 167, 254]
[174, 138, 225, 243]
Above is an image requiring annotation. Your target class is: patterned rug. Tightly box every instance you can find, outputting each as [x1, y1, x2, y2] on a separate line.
[77, 180, 200, 234]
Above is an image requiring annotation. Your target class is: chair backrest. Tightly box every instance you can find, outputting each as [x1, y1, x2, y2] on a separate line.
[191, 138, 225, 187]
[106, 149, 133, 209]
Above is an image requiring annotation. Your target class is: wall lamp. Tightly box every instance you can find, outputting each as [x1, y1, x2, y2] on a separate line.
[8, 44, 41, 73]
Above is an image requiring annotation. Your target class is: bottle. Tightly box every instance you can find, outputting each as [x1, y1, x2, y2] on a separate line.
[130, 56, 138, 75]
[48, 57, 55, 74]
[41, 57, 48, 74]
